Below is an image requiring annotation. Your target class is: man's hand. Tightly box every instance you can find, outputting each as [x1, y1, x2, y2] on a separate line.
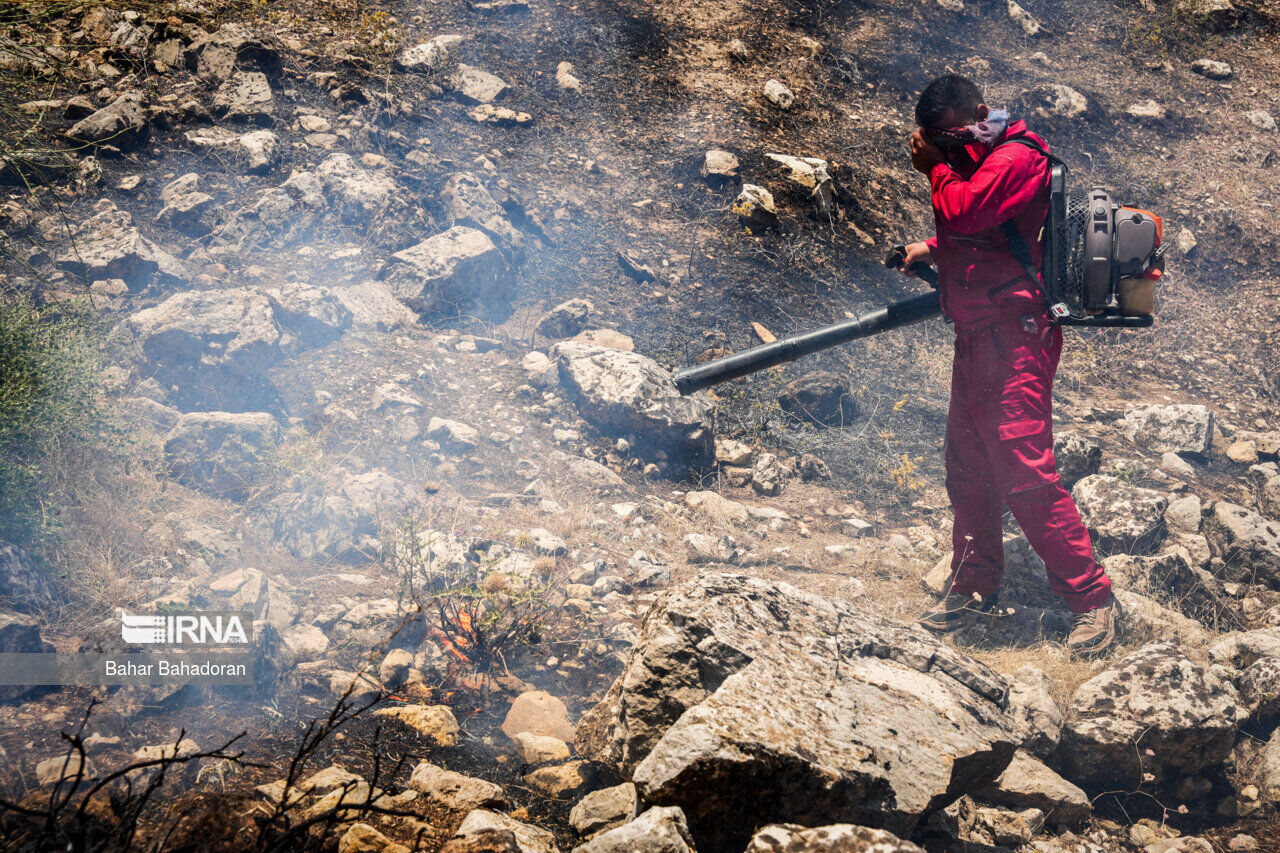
[910, 129, 946, 175]
[896, 241, 935, 282]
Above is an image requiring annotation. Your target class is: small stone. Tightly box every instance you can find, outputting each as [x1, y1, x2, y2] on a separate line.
[501, 690, 575, 741]
[373, 706, 460, 746]
[339, 823, 411, 853]
[1191, 58, 1233, 79]
[555, 62, 582, 93]
[702, 149, 740, 187]
[1007, 0, 1043, 35]
[763, 79, 795, 109]
[1246, 110, 1277, 133]
[511, 732, 571, 765]
[1128, 100, 1167, 122]
[733, 184, 778, 229]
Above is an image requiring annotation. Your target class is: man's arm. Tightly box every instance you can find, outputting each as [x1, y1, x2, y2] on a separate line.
[929, 148, 1046, 235]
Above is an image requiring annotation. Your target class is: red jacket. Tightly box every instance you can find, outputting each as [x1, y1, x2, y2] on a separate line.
[923, 120, 1051, 332]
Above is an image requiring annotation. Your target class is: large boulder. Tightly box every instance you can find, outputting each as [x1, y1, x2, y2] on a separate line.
[575, 574, 1023, 850]
[66, 92, 147, 148]
[1060, 641, 1239, 793]
[551, 342, 715, 471]
[381, 226, 513, 320]
[1071, 475, 1168, 555]
[1122, 404, 1215, 455]
[1204, 502, 1280, 590]
[164, 412, 281, 497]
[126, 288, 283, 377]
[56, 207, 186, 290]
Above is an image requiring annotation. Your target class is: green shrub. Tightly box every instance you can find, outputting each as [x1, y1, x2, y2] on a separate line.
[0, 293, 103, 543]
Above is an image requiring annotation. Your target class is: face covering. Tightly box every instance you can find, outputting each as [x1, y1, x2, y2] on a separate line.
[924, 108, 1011, 149]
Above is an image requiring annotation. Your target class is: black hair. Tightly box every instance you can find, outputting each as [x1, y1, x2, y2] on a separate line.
[915, 74, 983, 128]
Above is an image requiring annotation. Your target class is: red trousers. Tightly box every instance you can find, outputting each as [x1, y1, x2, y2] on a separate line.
[944, 311, 1112, 613]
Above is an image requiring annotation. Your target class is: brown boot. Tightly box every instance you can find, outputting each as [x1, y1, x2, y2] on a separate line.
[1066, 594, 1123, 656]
[919, 592, 998, 634]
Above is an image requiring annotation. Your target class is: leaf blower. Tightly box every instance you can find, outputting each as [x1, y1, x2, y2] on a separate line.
[673, 153, 1164, 396]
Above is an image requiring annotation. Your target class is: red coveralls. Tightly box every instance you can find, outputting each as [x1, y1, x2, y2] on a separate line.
[923, 120, 1112, 613]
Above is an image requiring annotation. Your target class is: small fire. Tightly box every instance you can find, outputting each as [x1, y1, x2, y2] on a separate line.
[432, 608, 478, 665]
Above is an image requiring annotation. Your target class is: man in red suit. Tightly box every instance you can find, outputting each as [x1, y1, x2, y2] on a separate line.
[897, 74, 1121, 655]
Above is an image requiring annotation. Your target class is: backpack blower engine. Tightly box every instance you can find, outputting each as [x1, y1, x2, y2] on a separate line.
[673, 152, 1165, 396]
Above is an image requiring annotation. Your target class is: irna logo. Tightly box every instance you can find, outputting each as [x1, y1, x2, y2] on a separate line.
[120, 611, 252, 646]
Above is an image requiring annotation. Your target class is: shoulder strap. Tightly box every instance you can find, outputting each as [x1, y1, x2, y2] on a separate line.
[996, 136, 1068, 170]
[991, 136, 1061, 295]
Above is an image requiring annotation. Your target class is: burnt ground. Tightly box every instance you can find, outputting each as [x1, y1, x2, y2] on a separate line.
[1, 0, 1279, 849]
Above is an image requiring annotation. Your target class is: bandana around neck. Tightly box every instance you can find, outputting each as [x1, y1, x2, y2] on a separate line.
[926, 109, 1011, 149]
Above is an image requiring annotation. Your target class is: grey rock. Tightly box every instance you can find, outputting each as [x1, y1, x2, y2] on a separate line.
[334, 282, 418, 331]
[1204, 502, 1280, 590]
[451, 64, 509, 104]
[454, 810, 555, 853]
[184, 126, 278, 172]
[395, 35, 464, 72]
[570, 782, 638, 837]
[1174, 0, 1237, 28]
[0, 540, 54, 612]
[1007, 669, 1063, 758]
[746, 823, 924, 853]
[213, 71, 274, 121]
[551, 342, 715, 470]
[575, 573, 1022, 849]
[701, 149, 740, 187]
[537, 299, 593, 339]
[66, 92, 147, 148]
[573, 806, 694, 853]
[381, 226, 513, 320]
[184, 23, 280, 81]
[1166, 495, 1203, 533]
[763, 79, 795, 108]
[752, 452, 786, 496]
[1191, 58, 1233, 79]
[441, 172, 523, 254]
[1072, 474, 1168, 555]
[250, 492, 374, 562]
[1102, 549, 1235, 629]
[0, 610, 55, 700]
[126, 287, 282, 375]
[1053, 432, 1102, 488]
[977, 750, 1090, 826]
[1123, 404, 1215, 454]
[733, 184, 777, 229]
[409, 762, 507, 810]
[1018, 84, 1089, 119]
[264, 282, 352, 348]
[1060, 641, 1239, 792]
[164, 412, 280, 497]
[57, 207, 186, 289]
[778, 371, 854, 426]
[155, 173, 216, 235]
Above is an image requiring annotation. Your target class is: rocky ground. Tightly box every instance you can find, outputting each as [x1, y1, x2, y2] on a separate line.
[1, 0, 1280, 851]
